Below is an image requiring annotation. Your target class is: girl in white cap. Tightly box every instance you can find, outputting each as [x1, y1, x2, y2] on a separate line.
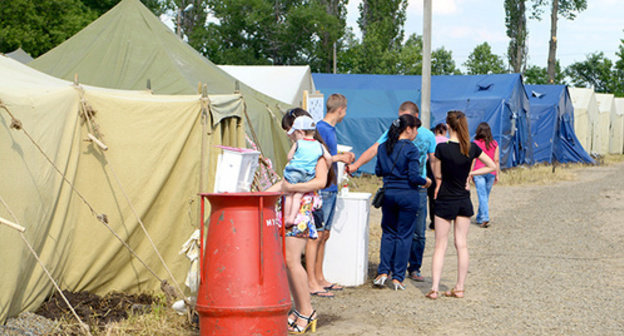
[283, 116, 332, 227]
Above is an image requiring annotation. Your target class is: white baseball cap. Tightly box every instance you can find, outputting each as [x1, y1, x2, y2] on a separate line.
[287, 116, 316, 135]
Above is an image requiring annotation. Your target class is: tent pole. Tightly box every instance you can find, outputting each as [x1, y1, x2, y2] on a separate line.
[199, 85, 209, 231]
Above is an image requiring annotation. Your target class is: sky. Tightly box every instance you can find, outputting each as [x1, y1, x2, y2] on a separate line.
[346, 0, 624, 71]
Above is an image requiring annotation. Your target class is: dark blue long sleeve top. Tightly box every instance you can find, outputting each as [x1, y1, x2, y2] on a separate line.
[375, 139, 427, 189]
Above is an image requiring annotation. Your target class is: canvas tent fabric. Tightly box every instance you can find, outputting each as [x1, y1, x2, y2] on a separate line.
[312, 73, 422, 174]
[428, 74, 533, 169]
[219, 65, 315, 106]
[312, 73, 532, 173]
[5, 48, 34, 64]
[525, 85, 594, 164]
[29, 0, 291, 172]
[0, 55, 244, 323]
[594, 93, 615, 155]
[568, 87, 599, 154]
[613, 98, 624, 154]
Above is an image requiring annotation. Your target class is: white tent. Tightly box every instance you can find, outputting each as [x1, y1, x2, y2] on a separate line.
[569, 87, 599, 154]
[595, 93, 615, 155]
[613, 98, 624, 154]
[218, 65, 315, 106]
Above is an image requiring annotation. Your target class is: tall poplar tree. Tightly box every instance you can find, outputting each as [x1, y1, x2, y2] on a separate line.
[505, 0, 528, 73]
[349, 0, 408, 73]
[531, 0, 587, 83]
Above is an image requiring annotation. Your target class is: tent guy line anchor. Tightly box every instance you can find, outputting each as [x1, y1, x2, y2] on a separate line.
[0, 196, 94, 336]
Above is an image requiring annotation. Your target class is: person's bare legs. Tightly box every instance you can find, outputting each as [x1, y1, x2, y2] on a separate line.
[452, 215, 470, 296]
[315, 230, 333, 288]
[285, 237, 315, 330]
[306, 234, 330, 295]
[430, 215, 452, 298]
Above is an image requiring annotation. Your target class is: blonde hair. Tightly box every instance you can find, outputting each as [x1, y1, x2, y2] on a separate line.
[326, 93, 347, 114]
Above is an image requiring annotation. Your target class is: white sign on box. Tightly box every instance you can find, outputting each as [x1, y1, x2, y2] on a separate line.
[213, 146, 260, 193]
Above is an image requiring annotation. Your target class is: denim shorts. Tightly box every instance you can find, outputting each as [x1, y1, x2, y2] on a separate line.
[283, 166, 314, 184]
[318, 190, 337, 231]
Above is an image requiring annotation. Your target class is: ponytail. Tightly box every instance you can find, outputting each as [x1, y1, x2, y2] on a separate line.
[386, 114, 419, 154]
[446, 110, 470, 157]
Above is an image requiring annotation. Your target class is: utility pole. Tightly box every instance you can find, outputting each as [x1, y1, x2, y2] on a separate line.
[421, 0, 432, 128]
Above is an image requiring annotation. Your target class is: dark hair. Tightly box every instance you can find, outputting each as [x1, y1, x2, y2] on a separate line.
[433, 123, 447, 136]
[474, 122, 494, 150]
[446, 110, 470, 157]
[399, 101, 419, 116]
[282, 108, 335, 188]
[386, 114, 420, 154]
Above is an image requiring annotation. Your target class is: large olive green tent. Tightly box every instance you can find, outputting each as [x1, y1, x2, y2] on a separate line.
[30, 0, 291, 171]
[0, 54, 244, 323]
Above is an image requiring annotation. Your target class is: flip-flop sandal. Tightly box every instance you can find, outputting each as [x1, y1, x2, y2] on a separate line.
[310, 290, 334, 298]
[323, 283, 344, 291]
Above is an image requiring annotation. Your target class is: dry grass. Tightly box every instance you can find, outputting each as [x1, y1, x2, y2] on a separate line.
[53, 295, 197, 336]
[602, 154, 624, 165]
[347, 156, 624, 190]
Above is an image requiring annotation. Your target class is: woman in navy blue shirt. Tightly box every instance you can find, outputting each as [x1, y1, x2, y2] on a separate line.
[373, 114, 431, 290]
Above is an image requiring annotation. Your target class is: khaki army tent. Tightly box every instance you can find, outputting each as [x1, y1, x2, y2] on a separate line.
[595, 93, 615, 155]
[5, 48, 34, 64]
[0, 55, 244, 323]
[29, 0, 291, 172]
[218, 65, 316, 106]
[569, 87, 599, 154]
[612, 98, 624, 154]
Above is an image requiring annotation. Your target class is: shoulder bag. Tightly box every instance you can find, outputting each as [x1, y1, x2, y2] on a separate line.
[372, 143, 405, 208]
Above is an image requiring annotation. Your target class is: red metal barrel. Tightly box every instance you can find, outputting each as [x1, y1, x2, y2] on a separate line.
[196, 192, 290, 336]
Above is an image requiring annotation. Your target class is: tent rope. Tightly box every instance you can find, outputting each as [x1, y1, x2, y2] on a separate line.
[0, 101, 164, 283]
[0, 195, 93, 336]
[73, 86, 188, 303]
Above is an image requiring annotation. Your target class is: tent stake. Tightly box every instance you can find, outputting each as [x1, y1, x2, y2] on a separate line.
[0, 216, 25, 232]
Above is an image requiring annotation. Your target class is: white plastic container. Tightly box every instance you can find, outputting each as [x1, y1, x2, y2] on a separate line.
[322, 192, 371, 286]
[213, 146, 260, 193]
[335, 144, 352, 187]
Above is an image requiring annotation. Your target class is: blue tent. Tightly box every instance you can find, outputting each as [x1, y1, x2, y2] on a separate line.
[525, 85, 594, 164]
[312, 73, 421, 174]
[428, 74, 533, 169]
[313, 73, 533, 173]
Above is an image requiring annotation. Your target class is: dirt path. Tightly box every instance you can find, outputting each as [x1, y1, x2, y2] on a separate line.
[312, 162, 624, 335]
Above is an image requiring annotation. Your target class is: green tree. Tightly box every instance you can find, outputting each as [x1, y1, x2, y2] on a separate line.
[347, 0, 407, 74]
[613, 34, 624, 97]
[396, 34, 422, 75]
[315, 0, 348, 73]
[432, 47, 461, 75]
[203, 0, 345, 70]
[0, 0, 97, 57]
[464, 42, 507, 75]
[0, 0, 170, 58]
[565, 52, 616, 94]
[523, 62, 564, 84]
[531, 0, 587, 83]
[505, 0, 528, 73]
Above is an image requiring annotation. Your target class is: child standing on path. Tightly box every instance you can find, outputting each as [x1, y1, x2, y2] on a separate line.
[283, 116, 332, 226]
[472, 122, 501, 228]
